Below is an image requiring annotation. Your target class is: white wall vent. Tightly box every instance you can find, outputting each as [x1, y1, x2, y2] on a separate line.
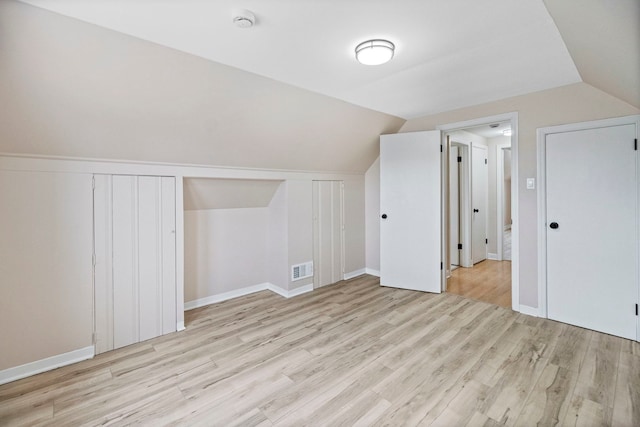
[291, 262, 313, 281]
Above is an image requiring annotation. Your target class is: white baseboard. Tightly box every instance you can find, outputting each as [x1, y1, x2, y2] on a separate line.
[518, 304, 539, 317]
[176, 321, 185, 331]
[365, 268, 380, 277]
[185, 282, 315, 311]
[270, 283, 314, 298]
[184, 283, 271, 310]
[344, 269, 366, 280]
[0, 346, 94, 386]
[488, 253, 499, 260]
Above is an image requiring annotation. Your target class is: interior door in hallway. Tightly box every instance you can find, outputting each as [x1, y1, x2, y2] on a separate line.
[313, 180, 344, 288]
[471, 144, 488, 264]
[545, 123, 638, 340]
[380, 130, 442, 293]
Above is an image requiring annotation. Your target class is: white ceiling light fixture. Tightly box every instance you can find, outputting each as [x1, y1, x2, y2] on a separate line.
[355, 39, 395, 65]
[503, 129, 513, 136]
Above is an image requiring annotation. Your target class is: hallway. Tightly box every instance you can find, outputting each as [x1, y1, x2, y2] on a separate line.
[447, 260, 511, 308]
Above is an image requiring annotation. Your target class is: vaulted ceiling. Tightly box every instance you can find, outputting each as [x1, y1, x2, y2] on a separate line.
[4, 0, 638, 174]
[16, 0, 592, 118]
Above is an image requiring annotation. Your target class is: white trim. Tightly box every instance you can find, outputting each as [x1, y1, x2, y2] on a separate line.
[176, 321, 185, 331]
[344, 268, 366, 280]
[518, 305, 539, 317]
[271, 283, 314, 298]
[487, 253, 499, 260]
[536, 114, 640, 324]
[438, 112, 519, 311]
[496, 141, 511, 262]
[184, 282, 315, 311]
[0, 346, 94, 386]
[365, 268, 381, 277]
[174, 175, 185, 331]
[184, 283, 271, 310]
[0, 153, 362, 181]
[536, 129, 549, 319]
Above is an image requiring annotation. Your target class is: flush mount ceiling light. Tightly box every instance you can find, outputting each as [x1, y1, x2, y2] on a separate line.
[355, 39, 395, 65]
[503, 129, 513, 136]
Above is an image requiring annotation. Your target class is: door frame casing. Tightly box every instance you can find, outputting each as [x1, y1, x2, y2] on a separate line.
[536, 115, 640, 336]
[438, 112, 519, 311]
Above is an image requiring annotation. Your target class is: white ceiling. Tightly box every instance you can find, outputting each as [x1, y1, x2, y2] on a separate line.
[466, 122, 512, 139]
[19, 0, 582, 119]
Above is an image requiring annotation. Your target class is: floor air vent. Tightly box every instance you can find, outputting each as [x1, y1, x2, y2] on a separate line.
[291, 262, 313, 281]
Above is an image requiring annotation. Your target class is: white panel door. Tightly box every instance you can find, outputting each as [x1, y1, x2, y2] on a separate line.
[94, 175, 177, 354]
[312, 181, 344, 288]
[450, 146, 460, 267]
[138, 176, 163, 342]
[112, 176, 138, 349]
[94, 175, 114, 354]
[471, 145, 488, 264]
[160, 177, 177, 335]
[380, 131, 442, 293]
[546, 124, 638, 340]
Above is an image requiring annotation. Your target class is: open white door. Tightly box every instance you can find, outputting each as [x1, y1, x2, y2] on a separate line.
[471, 144, 488, 264]
[380, 131, 442, 293]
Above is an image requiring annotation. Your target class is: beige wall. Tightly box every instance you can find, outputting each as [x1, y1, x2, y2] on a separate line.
[0, 171, 93, 371]
[365, 159, 381, 273]
[184, 208, 269, 302]
[286, 180, 314, 291]
[343, 177, 366, 275]
[268, 183, 290, 289]
[0, 0, 405, 174]
[398, 82, 639, 307]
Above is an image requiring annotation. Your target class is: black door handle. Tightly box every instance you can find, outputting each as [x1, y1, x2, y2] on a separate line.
[549, 222, 559, 229]
[381, 214, 387, 219]
[473, 209, 479, 213]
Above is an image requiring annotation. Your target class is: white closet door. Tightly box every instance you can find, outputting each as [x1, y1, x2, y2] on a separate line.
[112, 176, 138, 349]
[313, 181, 344, 288]
[94, 175, 176, 354]
[380, 131, 442, 293]
[94, 175, 114, 354]
[160, 177, 177, 335]
[546, 124, 637, 340]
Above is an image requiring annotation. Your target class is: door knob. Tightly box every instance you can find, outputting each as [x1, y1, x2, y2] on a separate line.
[549, 222, 559, 229]
[381, 214, 388, 219]
[473, 209, 479, 213]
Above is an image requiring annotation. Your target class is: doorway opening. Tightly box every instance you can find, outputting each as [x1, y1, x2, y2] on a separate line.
[439, 114, 517, 309]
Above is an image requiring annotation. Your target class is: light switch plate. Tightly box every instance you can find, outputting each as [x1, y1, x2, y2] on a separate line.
[526, 178, 535, 190]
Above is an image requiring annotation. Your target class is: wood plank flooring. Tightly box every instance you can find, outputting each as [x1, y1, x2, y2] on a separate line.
[1, 275, 638, 426]
[447, 260, 512, 308]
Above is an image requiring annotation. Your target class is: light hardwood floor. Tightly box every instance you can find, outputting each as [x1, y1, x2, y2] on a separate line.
[1, 275, 638, 426]
[447, 260, 512, 308]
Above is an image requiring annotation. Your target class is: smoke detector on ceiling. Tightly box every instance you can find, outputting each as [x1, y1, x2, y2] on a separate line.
[233, 9, 255, 28]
